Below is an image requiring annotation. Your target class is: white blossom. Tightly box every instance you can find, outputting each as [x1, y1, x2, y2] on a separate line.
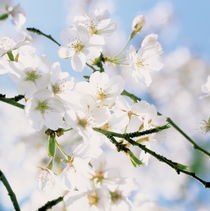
[58, 25, 101, 71]
[74, 9, 116, 46]
[25, 90, 65, 130]
[127, 34, 163, 86]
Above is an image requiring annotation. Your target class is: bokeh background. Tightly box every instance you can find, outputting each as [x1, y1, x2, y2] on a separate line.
[0, 0, 210, 210]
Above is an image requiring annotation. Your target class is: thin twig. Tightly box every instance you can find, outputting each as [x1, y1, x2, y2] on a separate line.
[95, 129, 210, 188]
[38, 196, 64, 211]
[125, 137, 210, 188]
[26, 27, 61, 46]
[94, 124, 170, 139]
[121, 90, 210, 157]
[167, 118, 210, 157]
[0, 94, 25, 109]
[0, 170, 21, 211]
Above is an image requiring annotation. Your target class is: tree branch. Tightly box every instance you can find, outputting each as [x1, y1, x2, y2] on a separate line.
[94, 124, 170, 139]
[0, 170, 21, 211]
[0, 94, 25, 109]
[95, 129, 210, 188]
[26, 27, 61, 46]
[121, 90, 210, 157]
[38, 196, 64, 211]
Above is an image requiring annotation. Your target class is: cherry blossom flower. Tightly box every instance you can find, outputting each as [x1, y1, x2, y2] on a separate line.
[74, 9, 116, 45]
[127, 34, 163, 86]
[76, 71, 124, 107]
[58, 25, 101, 71]
[9, 54, 51, 98]
[25, 90, 65, 130]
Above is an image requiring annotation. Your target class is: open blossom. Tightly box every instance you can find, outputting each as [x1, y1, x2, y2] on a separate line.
[9, 54, 51, 98]
[0, 0, 26, 27]
[76, 72, 124, 107]
[0, 36, 28, 56]
[127, 34, 163, 86]
[25, 90, 66, 130]
[49, 62, 74, 101]
[65, 95, 110, 136]
[58, 25, 101, 71]
[74, 9, 116, 46]
[65, 186, 110, 211]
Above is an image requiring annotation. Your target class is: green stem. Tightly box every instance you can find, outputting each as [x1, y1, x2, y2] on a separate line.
[124, 137, 210, 188]
[38, 196, 64, 211]
[0, 170, 21, 211]
[26, 27, 61, 46]
[94, 124, 170, 139]
[86, 63, 99, 72]
[0, 94, 25, 109]
[55, 140, 69, 160]
[95, 128, 210, 188]
[121, 90, 141, 103]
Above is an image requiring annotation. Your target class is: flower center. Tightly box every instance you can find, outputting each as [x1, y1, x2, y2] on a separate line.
[24, 70, 40, 82]
[52, 83, 62, 94]
[136, 59, 144, 68]
[78, 118, 88, 128]
[87, 191, 99, 206]
[91, 170, 105, 183]
[70, 40, 84, 53]
[89, 21, 98, 35]
[97, 88, 107, 101]
[36, 100, 49, 114]
[110, 190, 123, 204]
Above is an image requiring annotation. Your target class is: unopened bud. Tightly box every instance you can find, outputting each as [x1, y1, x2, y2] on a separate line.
[132, 15, 145, 34]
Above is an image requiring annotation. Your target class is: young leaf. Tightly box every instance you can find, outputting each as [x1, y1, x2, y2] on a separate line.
[48, 134, 56, 157]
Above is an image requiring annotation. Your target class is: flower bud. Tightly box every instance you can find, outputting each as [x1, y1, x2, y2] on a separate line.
[132, 15, 145, 34]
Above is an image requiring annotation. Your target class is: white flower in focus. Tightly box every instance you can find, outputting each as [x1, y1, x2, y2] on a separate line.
[10, 55, 51, 98]
[25, 90, 65, 130]
[58, 25, 101, 71]
[201, 75, 210, 96]
[49, 62, 74, 100]
[128, 34, 163, 86]
[38, 168, 56, 191]
[66, 95, 110, 136]
[76, 72, 124, 107]
[75, 9, 116, 45]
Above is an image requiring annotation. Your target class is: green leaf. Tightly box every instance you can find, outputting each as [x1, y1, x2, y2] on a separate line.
[176, 163, 189, 171]
[7, 51, 15, 61]
[128, 151, 143, 167]
[0, 13, 9, 21]
[48, 134, 56, 157]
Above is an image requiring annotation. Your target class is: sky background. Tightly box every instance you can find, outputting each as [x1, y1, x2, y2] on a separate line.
[19, 0, 210, 62]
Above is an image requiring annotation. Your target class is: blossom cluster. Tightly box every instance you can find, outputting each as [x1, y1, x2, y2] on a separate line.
[3, 1, 209, 210]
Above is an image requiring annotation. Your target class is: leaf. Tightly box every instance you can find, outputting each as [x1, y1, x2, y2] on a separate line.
[128, 151, 144, 167]
[48, 134, 56, 157]
[0, 13, 9, 21]
[176, 163, 189, 171]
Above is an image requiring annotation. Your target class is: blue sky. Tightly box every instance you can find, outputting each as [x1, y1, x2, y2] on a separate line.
[16, 0, 210, 70]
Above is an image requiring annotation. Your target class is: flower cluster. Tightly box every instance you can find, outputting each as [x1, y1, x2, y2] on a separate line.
[4, 3, 209, 211]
